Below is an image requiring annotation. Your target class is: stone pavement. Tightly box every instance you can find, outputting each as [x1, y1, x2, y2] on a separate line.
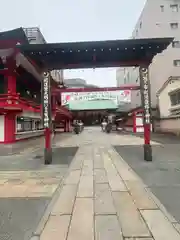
[38, 127, 180, 240]
[0, 134, 76, 240]
[0, 132, 71, 156]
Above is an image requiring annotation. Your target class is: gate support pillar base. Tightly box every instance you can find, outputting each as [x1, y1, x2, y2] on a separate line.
[143, 144, 152, 161]
[44, 148, 52, 165]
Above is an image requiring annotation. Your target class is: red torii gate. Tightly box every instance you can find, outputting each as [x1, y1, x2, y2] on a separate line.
[18, 37, 173, 164]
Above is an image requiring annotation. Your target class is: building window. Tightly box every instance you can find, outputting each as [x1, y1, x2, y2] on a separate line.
[16, 117, 43, 132]
[173, 60, 180, 66]
[170, 4, 178, 12]
[160, 5, 164, 12]
[170, 23, 178, 29]
[170, 90, 180, 106]
[172, 40, 180, 48]
[140, 21, 142, 28]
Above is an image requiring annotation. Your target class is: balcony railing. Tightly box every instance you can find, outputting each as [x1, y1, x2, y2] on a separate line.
[0, 93, 72, 118]
[0, 93, 40, 112]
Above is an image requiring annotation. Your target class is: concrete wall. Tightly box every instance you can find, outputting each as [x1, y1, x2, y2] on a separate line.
[51, 70, 64, 83]
[116, 67, 139, 86]
[155, 118, 180, 135]
[116, 68, 126, 86]
[0, 115, 4, 142]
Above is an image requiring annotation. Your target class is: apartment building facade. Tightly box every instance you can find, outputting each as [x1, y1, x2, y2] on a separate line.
[117, 0, 180, 112]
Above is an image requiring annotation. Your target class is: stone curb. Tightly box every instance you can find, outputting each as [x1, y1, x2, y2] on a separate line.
[29, 149, 80, 240]
[29, 178, 65, 240]
[112, 146, 180, 233]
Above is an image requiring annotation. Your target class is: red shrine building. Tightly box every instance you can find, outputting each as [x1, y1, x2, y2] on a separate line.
[0, 27, 72, 144]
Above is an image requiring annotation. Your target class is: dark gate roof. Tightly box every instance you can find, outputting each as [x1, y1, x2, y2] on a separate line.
[0, 28, 29, 44]
[17, 37, 173, 70]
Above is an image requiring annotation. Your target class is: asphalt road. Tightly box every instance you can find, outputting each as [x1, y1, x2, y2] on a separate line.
[0, 198, 50, 240]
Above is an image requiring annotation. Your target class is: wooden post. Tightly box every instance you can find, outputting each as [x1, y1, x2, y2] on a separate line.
[42, 72, 52, 164]
[139, 66, 152, 161]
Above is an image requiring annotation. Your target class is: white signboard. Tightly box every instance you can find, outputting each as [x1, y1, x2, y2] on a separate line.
[136, 117, 143, 126]
[61, 90, 131, 106]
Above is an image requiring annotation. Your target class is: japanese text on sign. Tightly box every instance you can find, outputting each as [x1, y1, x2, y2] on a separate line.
[43, 72, 49, 128]
[141, 68, 150, 124]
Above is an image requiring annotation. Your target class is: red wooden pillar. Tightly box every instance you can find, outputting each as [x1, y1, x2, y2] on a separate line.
[66, 120, 71, 132]
[64, 120, 67, 132]
[7, 75, 16, 94]
[4, 113, 16, 143]
[4, 74, 17, 143]
[68, 120, 71, 132]
[133, 112, 136, 133]
[65, 120, 68, 132]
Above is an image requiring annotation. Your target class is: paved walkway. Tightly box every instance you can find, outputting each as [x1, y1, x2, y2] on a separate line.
[0, 133, 71, 156]
[38, 127, 180, 240]
[0, 134, 74, 240]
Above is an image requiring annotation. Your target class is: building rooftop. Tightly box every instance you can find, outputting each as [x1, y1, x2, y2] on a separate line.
[64, 78, 99, 88]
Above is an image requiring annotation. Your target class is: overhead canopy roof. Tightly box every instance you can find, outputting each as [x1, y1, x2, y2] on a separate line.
[17, 37, 173, 70]
[67, 100, 118, 111]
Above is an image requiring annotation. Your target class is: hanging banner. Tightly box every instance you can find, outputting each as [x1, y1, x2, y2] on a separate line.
[42, 72, 51, 128]
[61, 90, 131, 106]
[139, 67, 151, 124]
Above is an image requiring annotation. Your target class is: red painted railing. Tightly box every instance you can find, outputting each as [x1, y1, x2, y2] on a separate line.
[0, 93, 72, 118]
[0, 93, 40, 112]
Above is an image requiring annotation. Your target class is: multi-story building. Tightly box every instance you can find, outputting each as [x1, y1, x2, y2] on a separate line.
[23, 27, 46, 44]
[23, 27, 64, 85]
[117, 0, 180, 109]
[64, 78, 99, 88]
[116, 66, 141, 110]
[116, 67, 139, 86]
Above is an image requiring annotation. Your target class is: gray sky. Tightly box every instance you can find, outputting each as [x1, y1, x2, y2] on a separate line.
[0, 0, 146, 87]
